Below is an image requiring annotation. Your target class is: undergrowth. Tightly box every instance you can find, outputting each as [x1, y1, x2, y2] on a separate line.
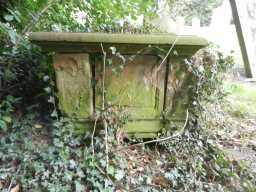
[1, 110, 256, 191]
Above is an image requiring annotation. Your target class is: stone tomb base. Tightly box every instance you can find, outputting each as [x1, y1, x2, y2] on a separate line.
[29, 32, 208, 137]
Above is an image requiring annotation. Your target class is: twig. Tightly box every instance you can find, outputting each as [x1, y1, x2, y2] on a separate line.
[95, 164, 114, 184]
[153, 36, 180, 78]
[103, 120, 109, 171]
[91, 116, 99, 156]
[104, 122, 109, 165]
[113, 109, 189, 152]
[7, 165, 21, 192]
[150, 36, 180, 91]
[157, 36, 179, 70]
[0, 82, 26, 93]
[100, 43, 106, 110]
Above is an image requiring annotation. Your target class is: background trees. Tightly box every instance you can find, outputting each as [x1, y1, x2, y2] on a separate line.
[168, 0, 223, 25]
[1, 0, 223, 34]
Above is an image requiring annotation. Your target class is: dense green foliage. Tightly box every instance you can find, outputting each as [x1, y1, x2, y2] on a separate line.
[0, 0, 157, 33]
[187, 46, 235, 113]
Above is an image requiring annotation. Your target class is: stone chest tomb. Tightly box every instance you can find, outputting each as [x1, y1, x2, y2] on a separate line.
[29, 32, 208, 137]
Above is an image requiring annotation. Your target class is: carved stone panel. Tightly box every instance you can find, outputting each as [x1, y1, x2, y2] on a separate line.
[95, 55, 165, 120]
[165, 58, 190, 121]
[53, 54, 92, 118]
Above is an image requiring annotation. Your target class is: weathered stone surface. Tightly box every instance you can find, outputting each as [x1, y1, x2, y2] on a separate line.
[53, 54, 92, 118]
[29, 32, 207, 56]
[95, 55, 165, 119]
[165, 57, 190, 121]
[124, 120, 163, 133]
[30, 32, 207, 46]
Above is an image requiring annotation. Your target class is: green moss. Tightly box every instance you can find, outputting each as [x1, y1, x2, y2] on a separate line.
[54, 54, 92, 118]
[128, 132, 158, 138]
[124, 120, 163, 133]
[41, 33, 208, 137]
[96, 56, 164, 119]
[73, 121, 92, 136]
[30, 32, 208, 46]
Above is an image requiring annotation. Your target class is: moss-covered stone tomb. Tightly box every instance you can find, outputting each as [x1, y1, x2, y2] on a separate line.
[29, 32, 208, 138]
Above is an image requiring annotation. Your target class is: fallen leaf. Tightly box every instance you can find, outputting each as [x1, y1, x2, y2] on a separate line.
[153, 175, 169, 188]
[0, 181, 3, 190]
[34, 124, 43, 129]
[3, 116, 12, 123]
[10, 184, 20, 192]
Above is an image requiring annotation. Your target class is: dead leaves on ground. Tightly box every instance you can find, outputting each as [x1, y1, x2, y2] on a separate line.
[10, 184, 20, 192]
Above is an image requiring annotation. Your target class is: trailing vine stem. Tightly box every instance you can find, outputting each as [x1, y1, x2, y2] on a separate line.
[100, 43, 109, 172]
[100, 44, 106, 109]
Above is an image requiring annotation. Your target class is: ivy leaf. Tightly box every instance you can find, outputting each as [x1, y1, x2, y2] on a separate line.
[173, 50, 178, 56]
[64, 171, 73, 182]
[44, 87, 51, 93]
[43, 75, 50, 82]
[184, 59, 191, 65]
[0, 120, 7, 131]
[109, 46, 116, 54]
[116, 52, 126, 64]
[99, 159, 106, 168]
[198, 65, 204, 73]
[48, 96, 55, 104]
[119, 65, 124, 70]
[13, 11, 21, 23]
[7, 30, 17, 45]
[107, 58, 112, 65]
[75, 181, 85, 192]
[4, 14, 14, 21]
[76, 168, 85, 178]
[7, 8, 21, 23]
[111, 68, 117, 75]
[2, 116, 12, 123]
[107, 165, 115, 176]
[69, 159, 76, 169]
[115, 169, 125, 181]
[51, 109, 58, 118]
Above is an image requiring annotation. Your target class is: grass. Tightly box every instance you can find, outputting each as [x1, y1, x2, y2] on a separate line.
[224, 81, 256, 118]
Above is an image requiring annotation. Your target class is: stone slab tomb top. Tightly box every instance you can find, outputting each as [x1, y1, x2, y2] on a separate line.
[29, 32, 208, 55]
